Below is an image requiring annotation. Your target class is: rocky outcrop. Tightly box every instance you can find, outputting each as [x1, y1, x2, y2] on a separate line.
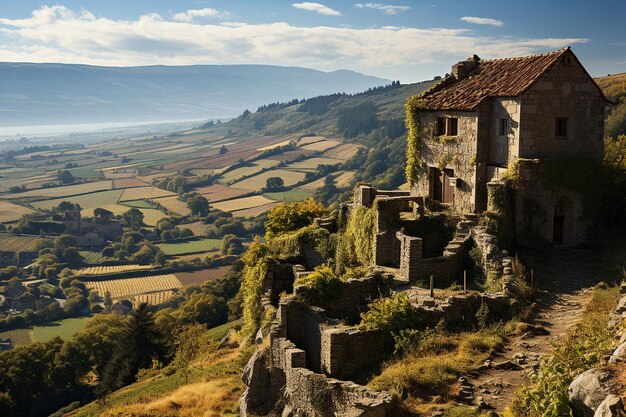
[568, 368, 616, 417]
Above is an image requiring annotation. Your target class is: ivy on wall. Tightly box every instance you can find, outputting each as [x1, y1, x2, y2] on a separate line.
[404, 96, 428, 186]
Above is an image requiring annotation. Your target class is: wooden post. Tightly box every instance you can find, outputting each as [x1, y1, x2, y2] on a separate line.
[463, 270, 467, 294]
[531, 269, 534, 289]
[430, 275, 434, 298]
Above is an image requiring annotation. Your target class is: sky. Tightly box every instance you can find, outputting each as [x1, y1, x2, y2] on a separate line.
[0, 1, 623, 82]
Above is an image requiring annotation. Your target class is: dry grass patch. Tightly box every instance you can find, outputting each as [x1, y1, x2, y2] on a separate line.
[321, 143, 361, 160]
[194, 184, 250, 202]
[231, 169, 307, 191]
[5, 180, 113, 200]
[300, 139, 341, 152]
[231, 203, 276, 217]
[153, 196, 191, 216]
[113, 178, 147, 189]
[119, 186, 175, 202]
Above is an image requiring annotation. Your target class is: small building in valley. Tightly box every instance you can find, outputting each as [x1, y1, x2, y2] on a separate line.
[408, 47, 610, 245]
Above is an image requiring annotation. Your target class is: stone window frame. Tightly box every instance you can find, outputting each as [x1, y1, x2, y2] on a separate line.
[446, 117, 459, 136]
[498, 118, 508, 137]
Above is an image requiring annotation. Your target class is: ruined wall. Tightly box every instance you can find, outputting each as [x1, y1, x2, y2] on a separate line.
[519, 51, 606, 159]
[412, 110, 479, 213]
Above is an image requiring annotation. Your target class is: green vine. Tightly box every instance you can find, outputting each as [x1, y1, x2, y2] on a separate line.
[335, 205, 375, 274]
[405, 96, 428, 185]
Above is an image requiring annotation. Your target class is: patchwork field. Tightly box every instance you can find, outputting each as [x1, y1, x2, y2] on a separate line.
[231, 169, 307, 191]
[211, 195, 275, 212]
[119, 186, 175, 202]
[130, 290, 177, 305]
[264, 189, 315, 202]
[321, 143, 361, 160]
[300, 140, 341, 151]
[153, 196, 191, 216]
[157, 238, 222, 255]
[113, 178, 147, 188]
[139, 208, 166, 226]
[0, 200, 35, 222]
[174, 266, 232, 286]
[0, 233, 40, 252]
[194, 184, 250, 202]
[218, 160, 280, 184]
[79, 251, 117, 265]
[30, 189, 124, 212]
[231, 203, 276, 218]
[85, 274, 183, 300]
[4, 180, 113, 200]
[75, 264, 155, 276]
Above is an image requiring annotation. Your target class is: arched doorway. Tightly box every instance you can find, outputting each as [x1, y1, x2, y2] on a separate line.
[553, 197, 572, 244]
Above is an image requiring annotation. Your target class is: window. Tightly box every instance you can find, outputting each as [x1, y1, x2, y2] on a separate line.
[555, 118, 568, 139]
[498, 118, 508, 136]
[436, 117, 446, 136]
[447, 117, 458, 136]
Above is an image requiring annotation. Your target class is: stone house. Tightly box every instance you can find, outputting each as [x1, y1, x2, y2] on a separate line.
[63, 209, 122, 246]
[411, 47, 610, 244]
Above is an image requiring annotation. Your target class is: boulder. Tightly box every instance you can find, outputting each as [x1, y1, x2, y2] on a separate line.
[240, 350, 272, 414]
[593, 395, 625, 417]
[569, 369, 615, 417]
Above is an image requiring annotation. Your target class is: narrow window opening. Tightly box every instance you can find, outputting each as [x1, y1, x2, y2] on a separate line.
[436, 117, 446, 136]
[555, 117, 568, 139]
[498, 118, 508, 136]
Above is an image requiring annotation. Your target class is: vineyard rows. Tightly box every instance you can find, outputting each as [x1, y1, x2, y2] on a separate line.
[130, 291, 176, 305]
[76, 264, 153, 275]
[0, 233, 40, 253]
[85, 274, 183, 300]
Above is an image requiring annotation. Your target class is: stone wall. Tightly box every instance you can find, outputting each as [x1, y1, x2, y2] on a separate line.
[490, 98, 521, 165]
[519, 51, 606, 160]
[412, 110, 479, 213]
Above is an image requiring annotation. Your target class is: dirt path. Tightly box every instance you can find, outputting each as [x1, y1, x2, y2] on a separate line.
[466, 248, 599, 413]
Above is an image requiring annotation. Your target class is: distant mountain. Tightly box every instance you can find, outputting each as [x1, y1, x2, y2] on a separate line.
[0, 63, 390, 127]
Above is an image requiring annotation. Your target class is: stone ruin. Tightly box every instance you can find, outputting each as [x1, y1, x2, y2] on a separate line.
[240, 185, 520, 416]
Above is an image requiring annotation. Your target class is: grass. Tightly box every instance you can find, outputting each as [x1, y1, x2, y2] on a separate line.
[369, 324, 511, 411]
[119, 186, 175, 202]
[157, 238, 222, 255]
[79, 250, 116, 264]
[174, 266, 232, 286]
[206, 319, 243, 341]
[263, 188, 315, 202]
[231, 203, 275, 218]
[218, 160, 280, 184]
[121, 199, 158, 209]
[284, 157, 341, 170]
[68, 346, 244, 417]
[5, 180, 113, 200]
[139, 208, 167, 227]
[153, 196, 191, 216]
[32, 316, 91, 342]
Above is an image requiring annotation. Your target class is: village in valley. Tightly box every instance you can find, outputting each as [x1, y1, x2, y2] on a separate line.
[0, 2, 625, 417]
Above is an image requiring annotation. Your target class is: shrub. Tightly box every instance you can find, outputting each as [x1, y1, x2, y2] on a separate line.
[359, 293, 417, 335]
[293, 266, 342, 300]
[335, 205, 375, 274]
[264, 198, 327, 239]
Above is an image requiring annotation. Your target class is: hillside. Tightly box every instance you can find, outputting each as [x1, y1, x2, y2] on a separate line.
[596, 72, 626, 137]
[0, 63, 389, 127]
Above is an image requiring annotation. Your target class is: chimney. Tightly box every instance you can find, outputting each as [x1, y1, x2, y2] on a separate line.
[451, 54, 481, 80]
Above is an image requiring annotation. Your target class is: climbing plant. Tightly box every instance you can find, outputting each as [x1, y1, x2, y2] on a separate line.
[240, 237, 273, 339]
[335, 205, 375, 274]
[404, 96, 428, 185]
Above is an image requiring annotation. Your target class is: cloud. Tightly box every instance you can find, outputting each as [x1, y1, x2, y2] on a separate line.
[354, 3, 411, 15]
[172, 8, 230, 22]
[460, 16, 504, 27]
[0, 5, 587, 80]
[292, 2, 342, 16]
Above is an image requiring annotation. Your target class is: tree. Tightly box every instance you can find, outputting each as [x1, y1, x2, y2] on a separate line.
[57, 201, 77, 212]
[97, 303, 165, 397]
[265, 198, 327, 239]
[93, 207, 114, 219]
[219, 145, 228, 154]
[123, 208, 144, 230]
[265, 176, 284, 191]
[57, 170, 75, 184]
[187, 195, 210, 217]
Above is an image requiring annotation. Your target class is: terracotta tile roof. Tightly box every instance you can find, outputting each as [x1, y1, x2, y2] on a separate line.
[419, 47, 598, 111]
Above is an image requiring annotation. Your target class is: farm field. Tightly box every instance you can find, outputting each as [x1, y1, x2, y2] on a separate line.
[231, 202, 276, 218]
[31, 316, 91, 342]
[113, 178, 146, 188]
[119, 186, 175, 202]
[30, 189, 124, 212]
[153, 196, 191, 216]
[75, 264, 155, 276]
[264, 188, 315, 202]
[178, 221, 210, 236]
[79, 251, 117, 264]
[0, 328, 34, 346]
[230, 169, 307, 191]
[193, 184, 250, 202]
[300, 140, 341, 151]
[85, 274, 183, 301]
[0, 232, 40, 252]
[130, 291, 176, 305]
[121, 199, 157, 209]
[283, 157, 341, 170]
[174, 266, 232, 286]
[4, 180, 113, 200]
[157, 238, 222, 255]
[212, 195, 275, 212]
[218, 160, 280, 184]
[139, 208, 166, 226]
[321, 143, 361, 160]
[0, 200, 35, 222]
